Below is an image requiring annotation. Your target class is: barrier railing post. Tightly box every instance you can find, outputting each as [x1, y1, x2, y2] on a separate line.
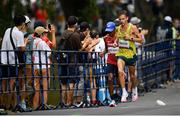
[80, 52, 91, 108]
[102, 54, 111, 106]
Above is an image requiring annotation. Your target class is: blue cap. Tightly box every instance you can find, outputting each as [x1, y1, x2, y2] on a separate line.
[105, 22, 116, 32]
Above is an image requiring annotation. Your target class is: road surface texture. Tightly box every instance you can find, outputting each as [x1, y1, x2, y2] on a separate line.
[11, 81, 180, 115]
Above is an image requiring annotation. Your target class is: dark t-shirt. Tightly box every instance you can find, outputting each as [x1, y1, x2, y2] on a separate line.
[59, 30, 81, 63]
[60, 30, 81, 51]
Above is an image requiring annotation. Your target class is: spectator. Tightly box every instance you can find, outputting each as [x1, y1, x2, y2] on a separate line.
[32, 26, 51, 109]
[156, 16, 174, 41]
[91, 30, 105, 105]
[1, 14, 29, 110]
[19, 15, 32, 111]
[79, 22, 101, 106]
[58, 16, 81, 107]
[174, 18, 180, 39]
[156, 16, 176, 83]
[89, 30, 101, 106]
[28, 20, 57, 92]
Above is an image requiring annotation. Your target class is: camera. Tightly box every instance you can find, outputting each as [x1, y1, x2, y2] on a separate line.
[138, 27, 142, 33]
[48, 24, 51, 30]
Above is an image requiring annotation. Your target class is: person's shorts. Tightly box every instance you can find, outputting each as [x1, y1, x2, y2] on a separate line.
[59, 65, 79, 85]
[0, 65, 17, 78]
[117, 55, 137, 66]
[107, 64, 118, 75]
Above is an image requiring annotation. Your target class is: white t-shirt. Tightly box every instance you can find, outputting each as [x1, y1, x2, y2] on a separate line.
[33, 37, 51, 69]
[1, 27, 25, 65]
[94, 37, 105, 53]
[93, 37, 107, 69]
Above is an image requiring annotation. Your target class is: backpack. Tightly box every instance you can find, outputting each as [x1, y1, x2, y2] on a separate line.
[58, 32, 74, 50]
[57, 32, 74, 63]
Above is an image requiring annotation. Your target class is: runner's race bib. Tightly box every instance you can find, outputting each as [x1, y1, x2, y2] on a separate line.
[108, 47, 119, 54]
[119, 39, 130, 48]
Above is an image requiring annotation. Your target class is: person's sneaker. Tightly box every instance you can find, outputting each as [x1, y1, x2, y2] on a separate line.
[20, 101, 27, 110]
[109, 100, 117, 107]
[127, 92, 132, 102]
[66, 104, 77, 109]
[69, 104, 77, 108]
[91, 100, 99, 107]
[111, 94, 121, 102]
[132, 87, 138, 102]
[132, 94, 138, 102]
[75, 101, 83, 108]
[121, 93, 128, 103]
[0, 109, 7, 115]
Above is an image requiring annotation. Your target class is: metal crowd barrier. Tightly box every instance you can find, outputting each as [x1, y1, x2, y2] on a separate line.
[0, 39, 179, 112]
[137, 39, 177, 92]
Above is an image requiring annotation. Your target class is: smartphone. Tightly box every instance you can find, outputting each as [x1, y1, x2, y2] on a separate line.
[48, 24, 51, 30]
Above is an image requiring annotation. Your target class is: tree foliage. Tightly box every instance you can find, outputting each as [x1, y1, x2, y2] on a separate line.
[60, 0, 99, 23]
[0, 0, 28, 38]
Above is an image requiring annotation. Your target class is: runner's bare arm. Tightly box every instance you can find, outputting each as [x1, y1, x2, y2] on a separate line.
[131, 25, 143, 44]
[124, 25, 143, 44]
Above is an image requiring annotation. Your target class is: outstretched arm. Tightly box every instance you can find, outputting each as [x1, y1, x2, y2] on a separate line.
[50, 25, 57, 48]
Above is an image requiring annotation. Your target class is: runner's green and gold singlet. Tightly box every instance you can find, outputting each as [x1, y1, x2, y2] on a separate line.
[115, 23, 136, 59]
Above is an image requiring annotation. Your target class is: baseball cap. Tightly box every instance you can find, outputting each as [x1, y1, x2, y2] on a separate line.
[105, 22, 116, 32]
[130, 17, 141, 25]
[24, 15, 31, 24]
[164, 16, 172, 22]
[67, 16, 78, 26]
[35, 26, 48, 35]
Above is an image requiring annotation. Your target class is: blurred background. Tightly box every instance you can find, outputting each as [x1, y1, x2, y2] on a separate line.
[0, 0, 180, 44]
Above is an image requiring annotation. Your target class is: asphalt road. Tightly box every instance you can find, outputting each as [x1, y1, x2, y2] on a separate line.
[14, 82, 180, 115]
